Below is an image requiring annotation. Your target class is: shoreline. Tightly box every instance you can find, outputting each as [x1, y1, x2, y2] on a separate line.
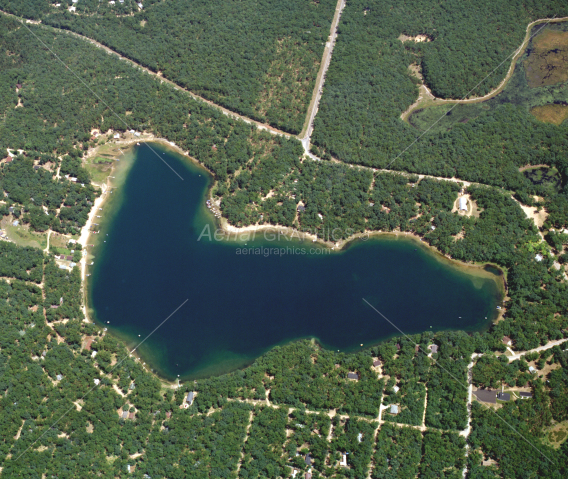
[77, 138, 507, 384]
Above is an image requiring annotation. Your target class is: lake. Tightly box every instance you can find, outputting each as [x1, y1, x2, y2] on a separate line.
[88, 143, 503, 380]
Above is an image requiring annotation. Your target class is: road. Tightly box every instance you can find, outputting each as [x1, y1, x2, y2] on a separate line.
[300, 0, 346, 144]
[507, 337, 568, 362]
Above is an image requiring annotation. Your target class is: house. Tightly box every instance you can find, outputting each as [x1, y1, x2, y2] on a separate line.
[4, 156, 12, 163]
[297, 204, 306, 213]
[390, 404, 399, 415]
[304, 454, 312, 466]
[305, 473, 312, 479]
[186, 391, 194, 405]
[474, 389, 497, 404]
[497, 392, 510, 401]
[428, 344, 438, 354]
[122, 410, 128, 419]
[114, 133, 120, 139]
[519, 392, 533, 399]
[392, 385, 399, 393]
[56, 374, 63, 381]
[66, 255, 73, 261]
[339, 453, 347, 466]
[373, 360, 382, 367]
[459, 197, 467, 211]
[502, 336, 512, 346]
[529, 366, 537, 374]
[347, 372, 359, 381]
[535, 254, 543, 262]
[396, 343, 401, 351]
[129, 412, 135, 420]
[165, 411, 172, 419]
[93, 378, 100, 386]
[357, 432, 363, 443]
[12, 220, 19, 226]
[129, 382, 136, 390]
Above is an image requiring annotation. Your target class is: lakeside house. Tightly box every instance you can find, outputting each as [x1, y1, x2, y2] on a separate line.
[182, 391, 195, 408]
[474, 389, 497, 404]
[428, 344, 438, 354]
[347, 372, 359, 381]
[502, 336, 512, 346]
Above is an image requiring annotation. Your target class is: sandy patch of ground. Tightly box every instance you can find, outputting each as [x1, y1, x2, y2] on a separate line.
[398, 34, 432, 43]
[518, 202, 547, 228]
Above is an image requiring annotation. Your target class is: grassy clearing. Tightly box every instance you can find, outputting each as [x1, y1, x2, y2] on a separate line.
[84, 144, 123, 185]
[530, 103, 568, 125]
[1, 217, 47, 250]
[543, 420, 568, 448]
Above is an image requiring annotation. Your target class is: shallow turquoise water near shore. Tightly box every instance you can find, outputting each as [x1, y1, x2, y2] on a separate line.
[88, 143, 503, 380]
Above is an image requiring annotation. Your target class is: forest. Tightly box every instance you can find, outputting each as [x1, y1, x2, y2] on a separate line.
[6, 0, 339, 134]
[0, 3, 568, 478]
[310, 1, 568, 200]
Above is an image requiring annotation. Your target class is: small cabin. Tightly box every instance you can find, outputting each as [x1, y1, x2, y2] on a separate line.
[347, 372, 359, 381]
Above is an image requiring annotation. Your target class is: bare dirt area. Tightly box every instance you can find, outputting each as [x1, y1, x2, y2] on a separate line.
[518, 202, 548, 228]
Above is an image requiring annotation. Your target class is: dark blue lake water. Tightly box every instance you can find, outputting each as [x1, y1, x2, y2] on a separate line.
[88, 143, 503, 380]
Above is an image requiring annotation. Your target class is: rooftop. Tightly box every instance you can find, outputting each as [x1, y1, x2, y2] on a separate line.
[474, 389, 496, 404]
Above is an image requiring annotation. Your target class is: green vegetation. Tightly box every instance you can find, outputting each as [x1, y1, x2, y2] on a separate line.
[311, 2, 568, 202]
[373, 424, 422, 479]
[29, 0, 339, 134]
[0, 3, 568, 478]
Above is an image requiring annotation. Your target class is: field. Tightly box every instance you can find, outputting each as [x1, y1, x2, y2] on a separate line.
[0, 217, 47, 250]
[530, 103, 568, 125]
[544, 421, 568, 449]
[524, 29, 568, 87]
